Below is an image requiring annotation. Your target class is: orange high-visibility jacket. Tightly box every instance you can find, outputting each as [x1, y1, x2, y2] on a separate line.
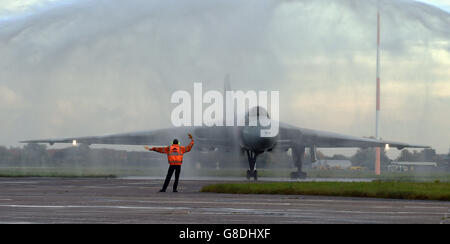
[152, 139, 194, 165]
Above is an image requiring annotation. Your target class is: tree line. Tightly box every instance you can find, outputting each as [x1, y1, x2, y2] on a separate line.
[311, 148, 449, 170]
[0, 143, 448, 170]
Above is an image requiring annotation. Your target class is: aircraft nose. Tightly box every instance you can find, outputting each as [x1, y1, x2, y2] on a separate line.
[258, 136, 274, 148]
[241, 126, 276, 151]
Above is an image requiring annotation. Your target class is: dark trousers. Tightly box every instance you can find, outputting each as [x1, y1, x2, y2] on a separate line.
[162, 165, 181, 191]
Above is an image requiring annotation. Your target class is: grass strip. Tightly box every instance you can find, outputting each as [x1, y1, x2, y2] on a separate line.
[201, 181, 450, 201]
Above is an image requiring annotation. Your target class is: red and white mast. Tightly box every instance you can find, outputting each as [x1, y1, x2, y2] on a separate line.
[375, 1, 381, 175]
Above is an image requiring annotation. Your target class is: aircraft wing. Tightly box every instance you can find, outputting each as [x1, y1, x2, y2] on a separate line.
[22, 122, 429, 150]
[21, 128, 187, 146]
[278, 122, 429, 149]
[21, 126, 239, 149]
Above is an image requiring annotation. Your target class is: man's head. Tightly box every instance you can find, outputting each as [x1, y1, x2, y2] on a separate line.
[172, 139, 179, 145]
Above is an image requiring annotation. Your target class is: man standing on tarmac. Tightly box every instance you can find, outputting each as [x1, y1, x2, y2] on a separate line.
[145, 133, 194, 192]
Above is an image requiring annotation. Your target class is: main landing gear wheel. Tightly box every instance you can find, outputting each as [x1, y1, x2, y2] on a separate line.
[290, 146, 307, 179]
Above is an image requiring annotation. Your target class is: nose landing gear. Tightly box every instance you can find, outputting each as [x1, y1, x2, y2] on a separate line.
[246, 169, 258, 180]
[245, 150, 262, 181]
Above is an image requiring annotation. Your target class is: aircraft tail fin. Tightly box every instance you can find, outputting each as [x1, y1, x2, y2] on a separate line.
[223, 74, 231, 125]
[224, 73, 231, 94]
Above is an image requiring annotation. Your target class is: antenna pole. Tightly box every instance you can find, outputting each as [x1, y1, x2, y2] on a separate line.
[375, 2, 381, 175]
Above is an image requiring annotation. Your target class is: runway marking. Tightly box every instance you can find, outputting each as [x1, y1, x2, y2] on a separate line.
[328, 210, 446, 215]
[82, 186, 116, 189]
[1, 204, 447, 217]
[367, 206, 400, 209]
[0, 221, 34, 224]
[0, 204, 190, 211]
[96, 198, 450, 211]
[404, 206, 448, 210]
[286, 198, 450, 207]
[0, 181, 39, 184]
[135, 200, 292, 206]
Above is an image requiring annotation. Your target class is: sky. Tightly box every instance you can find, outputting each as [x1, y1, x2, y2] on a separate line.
[0, 0, 449, 157]
[0, 0, 449, 19]
[415, 0, 450, 12]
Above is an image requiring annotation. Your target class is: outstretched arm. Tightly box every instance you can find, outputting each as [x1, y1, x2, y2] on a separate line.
[184, 134, 195, 153]
[145, 145, 170, 154]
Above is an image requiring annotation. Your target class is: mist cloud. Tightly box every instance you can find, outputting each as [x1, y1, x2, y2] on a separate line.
[0, 0, 449, 155]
